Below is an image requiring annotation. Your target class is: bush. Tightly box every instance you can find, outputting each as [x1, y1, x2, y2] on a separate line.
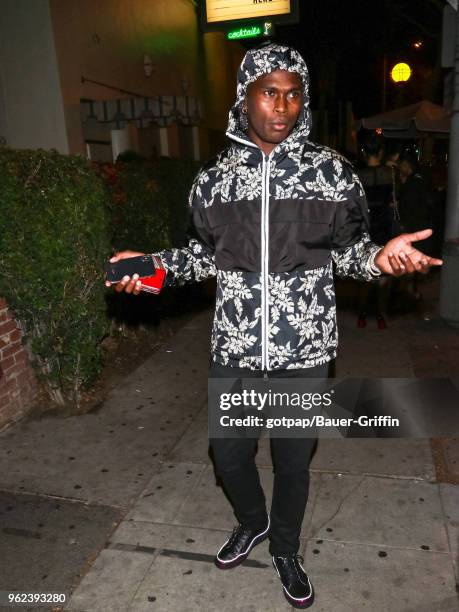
[97, 156, 203, 330]
[0, 150, 202, 409]
[0, 148, 111, 406]
[96, 157, 200, 253]
[152, 157, 201, 247]
[99, 158, 202, 328]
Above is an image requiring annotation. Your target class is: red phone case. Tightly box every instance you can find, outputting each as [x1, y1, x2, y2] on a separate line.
[139, 269, 167, 294]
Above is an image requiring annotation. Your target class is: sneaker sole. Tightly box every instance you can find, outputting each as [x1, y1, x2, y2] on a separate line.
[214, 525, 270, 570]
[272, 558, 315, 609]
[282, 585, 314, 609]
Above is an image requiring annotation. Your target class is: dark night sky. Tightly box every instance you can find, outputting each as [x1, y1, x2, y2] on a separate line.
[243, 0, 446, 118]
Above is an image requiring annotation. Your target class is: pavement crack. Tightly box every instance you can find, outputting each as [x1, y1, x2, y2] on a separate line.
[309, 474, 366, 538]
[0, 488, 128, 510]
[2, 526, 42, 539]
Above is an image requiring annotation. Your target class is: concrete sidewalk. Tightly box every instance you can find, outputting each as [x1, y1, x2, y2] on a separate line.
[1, 281, 458, 611]
[66, 306, 457, 611]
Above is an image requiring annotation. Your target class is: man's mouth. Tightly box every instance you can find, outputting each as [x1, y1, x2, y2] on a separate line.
[270, 121, 289, 131]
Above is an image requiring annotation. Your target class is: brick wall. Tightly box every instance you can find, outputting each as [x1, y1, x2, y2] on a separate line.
[0, 298, 38, 430]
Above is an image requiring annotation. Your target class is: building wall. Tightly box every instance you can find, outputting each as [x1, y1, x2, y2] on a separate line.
[0, 298, 38, 431]
[0, 0, 69, 152]
[49, 0, 244, 155]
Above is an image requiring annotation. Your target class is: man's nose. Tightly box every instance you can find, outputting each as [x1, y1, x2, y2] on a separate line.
[274, 95, 287, 113]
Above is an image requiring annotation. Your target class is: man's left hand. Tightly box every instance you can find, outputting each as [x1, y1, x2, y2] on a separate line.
[374, 229, 443, 276]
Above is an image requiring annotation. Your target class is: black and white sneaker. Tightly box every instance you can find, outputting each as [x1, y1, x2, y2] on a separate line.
[214, 515, 270, 569]
[272, 554, 314, 609]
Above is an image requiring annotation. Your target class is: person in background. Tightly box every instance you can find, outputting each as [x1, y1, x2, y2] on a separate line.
[384, 143, 402, 169]
[384, 142, 402, 220]
[398, 151, 433, 303]
[356, 134, 393, 329]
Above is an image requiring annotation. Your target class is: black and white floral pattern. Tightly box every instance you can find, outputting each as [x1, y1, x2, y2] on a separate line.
[154, 44, 382, 371]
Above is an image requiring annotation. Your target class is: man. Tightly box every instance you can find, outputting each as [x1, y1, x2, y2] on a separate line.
[397, 150, 433, 306]
[356, 134, 394, 329]
[108, 45, 442, 609]
[398, 151, 431, 237]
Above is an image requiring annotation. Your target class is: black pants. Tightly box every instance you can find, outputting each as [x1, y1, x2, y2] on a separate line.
[208, 360, 329, 556]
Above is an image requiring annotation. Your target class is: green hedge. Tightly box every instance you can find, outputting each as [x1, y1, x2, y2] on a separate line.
[98, 156, 203, 330]
[97, 156, 199, 252]
[0, 149, 201, 408]
[152, 158, 200, 247]
[0, 148, 111, 406]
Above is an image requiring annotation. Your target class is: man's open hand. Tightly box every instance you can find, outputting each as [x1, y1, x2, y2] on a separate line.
[374, 229, 443, 276]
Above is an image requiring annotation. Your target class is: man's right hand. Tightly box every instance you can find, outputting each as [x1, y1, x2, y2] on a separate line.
[105, 250, 145, 295]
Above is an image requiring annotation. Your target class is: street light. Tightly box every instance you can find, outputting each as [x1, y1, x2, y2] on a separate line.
[391, 62, 412, 83]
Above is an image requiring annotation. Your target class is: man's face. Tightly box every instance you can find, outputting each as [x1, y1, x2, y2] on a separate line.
[245, 70, 303, 155]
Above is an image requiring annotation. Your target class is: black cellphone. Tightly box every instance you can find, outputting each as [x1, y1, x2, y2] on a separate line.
[104, 255, 156, 283]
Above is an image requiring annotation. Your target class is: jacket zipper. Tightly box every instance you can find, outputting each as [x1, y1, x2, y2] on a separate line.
[261, 151, 274, 376]
[223, 136, 274, 376]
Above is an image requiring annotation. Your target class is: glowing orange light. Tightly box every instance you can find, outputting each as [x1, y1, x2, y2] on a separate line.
[413, 41, 423, 49]
[375, 128, 382, 135]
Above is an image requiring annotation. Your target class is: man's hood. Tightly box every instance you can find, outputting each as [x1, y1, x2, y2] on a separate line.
[226, 43, 312, 148]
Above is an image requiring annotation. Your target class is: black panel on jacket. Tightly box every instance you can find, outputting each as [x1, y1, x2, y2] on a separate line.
[204, 198, 338, 273]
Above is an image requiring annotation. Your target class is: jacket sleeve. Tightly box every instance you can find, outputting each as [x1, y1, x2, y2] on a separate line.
[330, 164, 383, 281]
[151, 172, 217, 287]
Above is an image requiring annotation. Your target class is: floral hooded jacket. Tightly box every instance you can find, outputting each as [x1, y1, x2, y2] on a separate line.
[154, 44, 382, 371]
